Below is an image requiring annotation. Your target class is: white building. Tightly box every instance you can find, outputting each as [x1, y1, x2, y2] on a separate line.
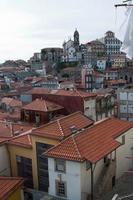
[100, 31, 122, 55]
[97, 59, 106, 71]
[117, 88, 133, 122]
[62, 30, 82, 63]
[105, 68, 118, 80]
[45, 118, 133, 200]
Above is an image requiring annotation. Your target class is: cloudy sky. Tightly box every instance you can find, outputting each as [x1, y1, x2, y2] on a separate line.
[0, 0, 126, 62]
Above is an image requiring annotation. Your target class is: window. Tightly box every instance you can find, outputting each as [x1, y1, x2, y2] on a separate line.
[24, 110, 30, 121]
[56, 180, 67, 197]
[55, 159, 66, 172]
[122, 135, 125, 145]
[104, 156, 107, 163]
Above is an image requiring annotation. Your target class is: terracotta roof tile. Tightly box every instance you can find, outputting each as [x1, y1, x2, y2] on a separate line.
[0, 177, 23, 200]
[22, 98, 63, 112]
[31, 112, 93, 140]
[1, 97, 12, 105]
[0, 121, 32, 138]
[29, 88, 97, 98]
[0, 137, 9, 145]
[9, 133, 32, 148]
[45, 118, 133, 163]
[1, 97, 22, 107]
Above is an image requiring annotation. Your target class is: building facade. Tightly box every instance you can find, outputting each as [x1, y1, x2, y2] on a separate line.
[62, 30, 82, 63]
[117, 88, 133, 121]
[104, 31, 122, 55]
[41, 48, 63, 64]
[45, 118, 133, 200]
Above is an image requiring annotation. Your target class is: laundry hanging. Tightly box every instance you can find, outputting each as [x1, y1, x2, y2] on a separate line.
[120, 0, 133, 58]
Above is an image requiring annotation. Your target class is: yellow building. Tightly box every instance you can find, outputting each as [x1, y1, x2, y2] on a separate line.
[0, 177, 24, 200]
[7, 112, 93, 192]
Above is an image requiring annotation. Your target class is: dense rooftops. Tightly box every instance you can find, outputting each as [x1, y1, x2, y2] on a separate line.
[29, 88, 97, 98]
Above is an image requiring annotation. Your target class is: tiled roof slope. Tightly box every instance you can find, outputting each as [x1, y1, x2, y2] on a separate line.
[45, 118, 133, 163]
[31, 111, 94, 140]
[0, 177, 23, 200]
[22, 98, 63, 112]
[9, 133, 32, 148]
[0, 121, 32, 138]
[1, 97, 22, 107]
[29, 88, 97, 98]
[0, 137, 9, 145]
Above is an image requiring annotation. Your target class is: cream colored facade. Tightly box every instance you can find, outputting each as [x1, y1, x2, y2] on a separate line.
[0, 144, 10, 176]
[8, 135, 59, 190]
[8, 188, 24, 200]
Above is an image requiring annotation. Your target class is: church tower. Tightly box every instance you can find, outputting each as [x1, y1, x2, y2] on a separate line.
[73, 29, 80, 51]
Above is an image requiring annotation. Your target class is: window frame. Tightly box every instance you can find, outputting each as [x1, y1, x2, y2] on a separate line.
[56, 180, 67, 197]
[55, 159, 66, 173]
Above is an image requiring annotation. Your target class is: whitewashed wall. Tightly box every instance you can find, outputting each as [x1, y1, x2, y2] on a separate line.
[48, 158, 81, 200]
[84, 98, 96, 121]
[48, 157, 106, 200]
[116, 128, 133, 178]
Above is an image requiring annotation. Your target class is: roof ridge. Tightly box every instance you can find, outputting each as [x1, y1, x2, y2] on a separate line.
[28, 134, 32, 145]
[32, 111, 82, 131]
[75, 89, 82, 97]
[44, 135, 73, 155]
[43, 99, 48, 111]
[57, 119, 64, 136]
[72, 134, 82, 159]
[11, 129, 32, 140]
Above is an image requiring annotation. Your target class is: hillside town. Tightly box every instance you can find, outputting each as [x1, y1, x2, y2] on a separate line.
[0, 27, 133, 200]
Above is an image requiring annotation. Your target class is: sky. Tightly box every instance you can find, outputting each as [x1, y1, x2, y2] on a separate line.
[0, 0, 127, 62]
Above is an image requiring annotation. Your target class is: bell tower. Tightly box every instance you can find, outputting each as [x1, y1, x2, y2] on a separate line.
[73, 29, 80, 51]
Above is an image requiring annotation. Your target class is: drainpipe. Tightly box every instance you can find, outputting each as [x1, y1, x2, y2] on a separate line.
[91, 163, 94, 200]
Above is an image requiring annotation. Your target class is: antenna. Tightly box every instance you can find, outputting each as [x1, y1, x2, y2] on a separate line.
[115, 0, 133, 7]
[115, 4, 133, 7]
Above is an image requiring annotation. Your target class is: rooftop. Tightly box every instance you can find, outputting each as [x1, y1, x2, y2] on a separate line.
[45, 118, 133, 163]
[9, 133, 32, 148]
[31, 111, 93, 140]
[29, 88, 97, 98]
[0, 121, 32, 138]
[22, 98, 64, 112]
[0, 177, 23, 199]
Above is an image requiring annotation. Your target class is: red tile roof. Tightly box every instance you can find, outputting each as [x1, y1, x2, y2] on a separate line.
[45, 118, 133, 163]
[0, 121, 32, 138]
[0, 177, 23, 200]
[22, 98, 63, 112]
[31, 112, 94, 140]
[9, 133, 32, 148]
[0, 137, 9, 145]
[29, 88, 97, 98]
[1, 97, 22, 107]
